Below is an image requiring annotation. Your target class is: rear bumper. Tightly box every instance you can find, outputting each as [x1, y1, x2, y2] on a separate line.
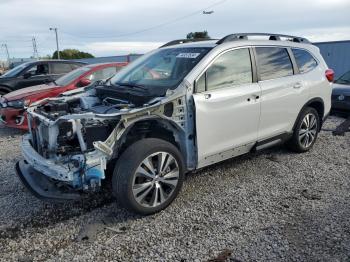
[15, 160, 81, 201]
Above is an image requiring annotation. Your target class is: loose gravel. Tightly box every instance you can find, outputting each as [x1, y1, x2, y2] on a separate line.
[0, 116, 349, 261]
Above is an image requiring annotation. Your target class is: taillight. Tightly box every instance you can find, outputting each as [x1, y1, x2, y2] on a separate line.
[325, 69, 334, 82]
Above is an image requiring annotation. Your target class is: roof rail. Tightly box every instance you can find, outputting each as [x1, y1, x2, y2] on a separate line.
[160, 38, 213, 48]
[216, 33, 310, 44]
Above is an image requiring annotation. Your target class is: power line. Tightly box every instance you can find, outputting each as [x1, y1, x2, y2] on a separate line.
[62, 0, 227, 40]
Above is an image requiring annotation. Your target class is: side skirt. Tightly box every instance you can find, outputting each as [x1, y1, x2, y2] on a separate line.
[253, 132, 292, 152]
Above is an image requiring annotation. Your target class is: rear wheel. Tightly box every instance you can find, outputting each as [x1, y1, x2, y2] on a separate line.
[112, 138, 185, 215]
[287, 107, 320, 152]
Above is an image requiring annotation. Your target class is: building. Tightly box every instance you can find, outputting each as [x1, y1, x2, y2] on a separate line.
[314, 40, 350, 78]
[74, 54, 142, 64]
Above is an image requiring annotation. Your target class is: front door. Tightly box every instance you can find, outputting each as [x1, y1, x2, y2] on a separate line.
[193, 48, 261, 168]
[17, 63, 50, 89]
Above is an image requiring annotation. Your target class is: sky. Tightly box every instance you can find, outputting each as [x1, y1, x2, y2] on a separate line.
[0, 0, 350, 60]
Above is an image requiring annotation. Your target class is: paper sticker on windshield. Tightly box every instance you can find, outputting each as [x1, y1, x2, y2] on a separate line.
[176, 53, 200, 59]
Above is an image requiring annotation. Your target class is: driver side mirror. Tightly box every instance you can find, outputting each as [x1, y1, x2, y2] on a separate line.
[77, 78, 92, 87]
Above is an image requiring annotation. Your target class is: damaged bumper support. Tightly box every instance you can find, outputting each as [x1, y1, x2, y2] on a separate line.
[15, 134, 107, 201]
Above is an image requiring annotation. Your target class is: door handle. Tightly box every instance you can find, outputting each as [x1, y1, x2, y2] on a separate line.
[293, 82, 302, 89]
[204, 94, 211, 99]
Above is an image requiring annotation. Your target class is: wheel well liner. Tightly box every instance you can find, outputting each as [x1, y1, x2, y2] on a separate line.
[113, 118, 186, 160]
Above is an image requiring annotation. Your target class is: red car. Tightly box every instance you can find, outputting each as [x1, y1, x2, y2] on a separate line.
[0, 62, 127, 130]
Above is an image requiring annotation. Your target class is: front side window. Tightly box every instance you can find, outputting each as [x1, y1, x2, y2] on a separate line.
[25, 63, 49, 76]
[196, 48, 252, 92]
[292, 48, 318, 74]
[51, 63, 74, 74]
[111, 47, 211, 91]
[256, 47, 293, 81]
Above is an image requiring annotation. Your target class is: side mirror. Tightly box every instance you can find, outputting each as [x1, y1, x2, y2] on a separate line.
[23, 72, 32, 79]
[77, 78, 92, 87]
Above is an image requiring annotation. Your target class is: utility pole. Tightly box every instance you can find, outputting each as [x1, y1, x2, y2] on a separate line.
[1, 44, 10, 62]
[49, 27, 60, 59]
[32, 37, 39, 59]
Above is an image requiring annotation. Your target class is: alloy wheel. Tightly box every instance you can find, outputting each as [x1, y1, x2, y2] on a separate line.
[132, 151, 179, 208]
[299, 113, 318, 148]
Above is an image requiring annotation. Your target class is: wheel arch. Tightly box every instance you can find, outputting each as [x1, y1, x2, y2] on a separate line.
[293, 97, 325, 131]
[112, 117, 189, 164]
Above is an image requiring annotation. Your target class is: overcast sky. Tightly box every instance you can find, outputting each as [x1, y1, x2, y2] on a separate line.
[0, 0, 350, 60]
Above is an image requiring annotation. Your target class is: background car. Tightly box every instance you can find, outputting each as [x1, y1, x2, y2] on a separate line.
[0, 60, 86, 95]
[0, 62, 128, 129]
[331, 70, 350, 115]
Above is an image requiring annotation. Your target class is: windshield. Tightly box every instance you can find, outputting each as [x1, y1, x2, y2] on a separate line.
[111, 47, 211, 90]
[1, 63, 28, 78]
[55, 67, 91, 86]
[335, 71, 350, 85]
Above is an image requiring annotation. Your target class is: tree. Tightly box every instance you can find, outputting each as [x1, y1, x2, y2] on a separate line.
[186, 31, 211, 40]
[52, 49, 94, 59]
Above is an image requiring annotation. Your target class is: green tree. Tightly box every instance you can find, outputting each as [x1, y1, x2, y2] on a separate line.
[186, 31, 211, 40]
[52, 49, 94, 59]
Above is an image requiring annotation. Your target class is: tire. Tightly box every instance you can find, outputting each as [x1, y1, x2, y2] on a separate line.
[287, 107, 320, 153]
[112, 138, 185, 215]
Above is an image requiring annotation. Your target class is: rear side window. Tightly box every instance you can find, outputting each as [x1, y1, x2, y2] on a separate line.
[256, 47, 293, 81]
[51, 63, 74, 74]
[292, 48, 318, 73]
[197, 48, 253, 92]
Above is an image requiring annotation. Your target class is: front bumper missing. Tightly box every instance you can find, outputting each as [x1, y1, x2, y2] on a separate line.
[15, 160, 81, 201]
[21, 134, 74, 182]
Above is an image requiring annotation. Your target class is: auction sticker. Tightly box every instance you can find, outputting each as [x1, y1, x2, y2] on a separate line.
[176, 53, 200, 58]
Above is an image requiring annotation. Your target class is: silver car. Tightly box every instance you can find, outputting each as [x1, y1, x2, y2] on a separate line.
[16, 33, 333, 215]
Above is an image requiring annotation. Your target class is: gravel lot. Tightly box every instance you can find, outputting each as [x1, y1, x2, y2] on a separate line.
[0, 116, 349, 261]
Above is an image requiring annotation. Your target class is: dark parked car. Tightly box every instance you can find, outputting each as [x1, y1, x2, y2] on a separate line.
[0, 60, 85, 95]
[332, 70, 350, 114]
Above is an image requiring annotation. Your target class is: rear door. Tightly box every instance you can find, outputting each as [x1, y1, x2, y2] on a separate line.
[49, 62, 75, 80]
[193, 47, 261, 168]
[255, 46, 308, 140]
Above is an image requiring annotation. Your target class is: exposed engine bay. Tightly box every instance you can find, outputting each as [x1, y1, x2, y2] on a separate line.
[20, 82, 190, 197]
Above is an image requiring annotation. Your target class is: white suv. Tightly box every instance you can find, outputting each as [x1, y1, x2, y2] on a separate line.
[16, 33, 333, 214]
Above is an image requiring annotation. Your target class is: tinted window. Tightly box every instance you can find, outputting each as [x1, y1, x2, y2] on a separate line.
[198, 48, 252, 92]
[26, 63, 49, 76]
[256, 47, 293, 81]
[51, 63, 73, 74]
[292, 48, 317, 74]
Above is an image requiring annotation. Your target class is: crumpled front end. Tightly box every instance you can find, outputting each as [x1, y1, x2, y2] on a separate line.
[15, 84, 191, 201]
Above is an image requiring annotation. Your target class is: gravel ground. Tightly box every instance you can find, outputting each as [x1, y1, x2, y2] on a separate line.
[0, 116, 349, 261]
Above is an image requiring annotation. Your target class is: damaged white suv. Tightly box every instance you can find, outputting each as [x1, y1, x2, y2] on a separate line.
[16, 33, 333, 215]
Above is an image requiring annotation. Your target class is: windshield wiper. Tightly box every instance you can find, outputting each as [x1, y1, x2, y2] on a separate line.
[115, 82, 147, 90]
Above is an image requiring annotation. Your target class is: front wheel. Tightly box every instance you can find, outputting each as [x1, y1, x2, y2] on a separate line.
[287, 107, 320, 153]
[112, 138, 185, 215]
